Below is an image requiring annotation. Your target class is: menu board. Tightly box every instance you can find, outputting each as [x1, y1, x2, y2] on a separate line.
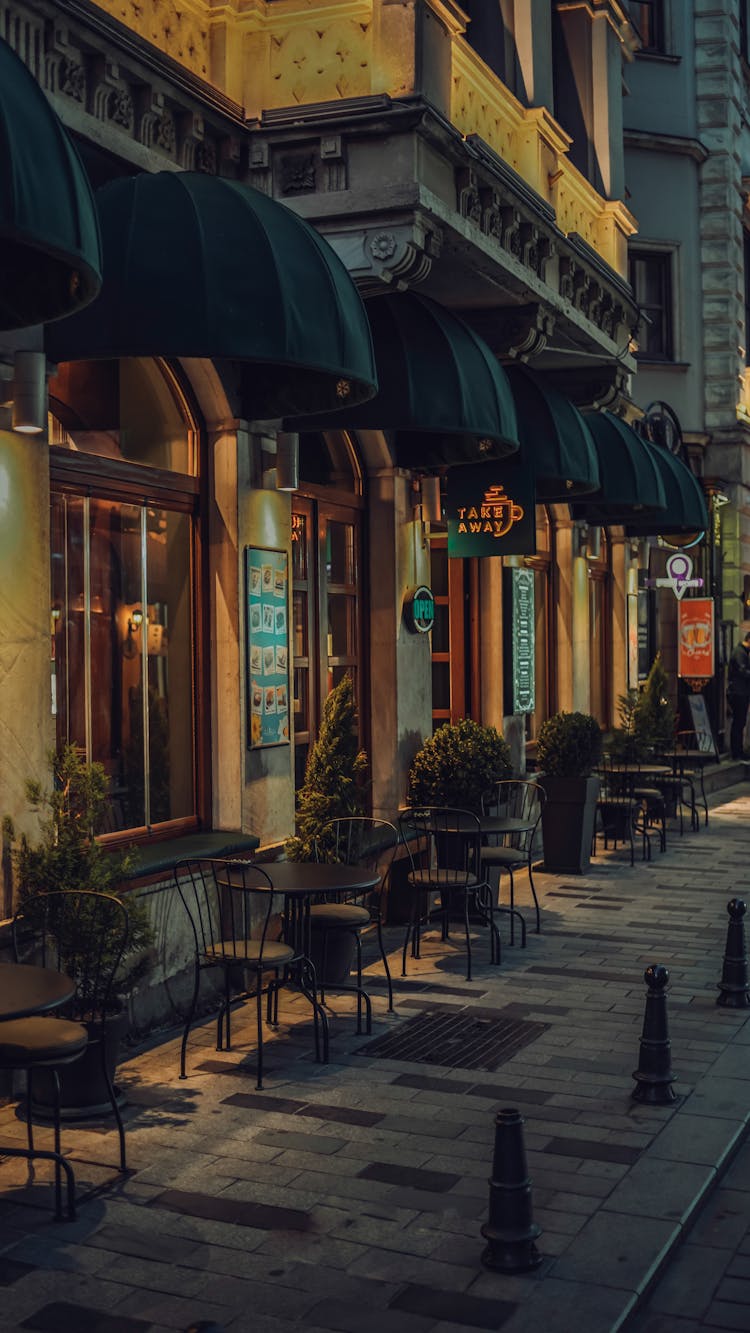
[245, 547, 290, 749]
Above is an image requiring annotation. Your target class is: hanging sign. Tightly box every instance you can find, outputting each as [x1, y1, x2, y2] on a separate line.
[403, 586, 435, 634]
[644, 551, 703, 600]
[678, 598, 714, 679]
[446, 460, 536, 558]
[504, 567, 535, 713]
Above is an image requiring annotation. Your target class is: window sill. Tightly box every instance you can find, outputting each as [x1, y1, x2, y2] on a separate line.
[634, 51, 681, 65]
[120, 830, 260, 885]
[634, 359, 690, 371]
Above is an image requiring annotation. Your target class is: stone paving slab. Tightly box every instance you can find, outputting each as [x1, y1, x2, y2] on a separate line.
[1, 784, 750, 1331]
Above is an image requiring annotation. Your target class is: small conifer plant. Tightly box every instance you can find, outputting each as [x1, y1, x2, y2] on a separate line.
[286, 673, 368, 861]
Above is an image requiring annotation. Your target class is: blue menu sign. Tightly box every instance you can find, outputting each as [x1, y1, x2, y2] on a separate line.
[245, 546, 291, 749]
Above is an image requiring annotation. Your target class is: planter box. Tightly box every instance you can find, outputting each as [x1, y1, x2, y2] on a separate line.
[538, 775, 600, 874]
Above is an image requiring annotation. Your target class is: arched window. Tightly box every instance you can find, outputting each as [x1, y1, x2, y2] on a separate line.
[49, 357, 205, 837]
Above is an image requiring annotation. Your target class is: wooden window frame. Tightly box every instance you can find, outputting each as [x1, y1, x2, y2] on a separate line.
[629, 248, 675, 361]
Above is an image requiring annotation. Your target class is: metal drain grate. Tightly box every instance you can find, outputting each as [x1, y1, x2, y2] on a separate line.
[357, 1009, 549, 1072]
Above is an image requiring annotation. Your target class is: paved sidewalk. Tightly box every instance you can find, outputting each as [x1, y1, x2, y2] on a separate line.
[1, 785, 750, 1333]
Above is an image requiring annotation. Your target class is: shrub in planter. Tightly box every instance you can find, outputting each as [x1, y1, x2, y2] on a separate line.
[286, 673, 368, 862]
[536, 711, 602, 874]
[5, 745, 154, 1115]
[408, 719, 512, 814]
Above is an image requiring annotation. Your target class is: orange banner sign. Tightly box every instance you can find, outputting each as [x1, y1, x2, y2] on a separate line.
[678, 598, 714, 678]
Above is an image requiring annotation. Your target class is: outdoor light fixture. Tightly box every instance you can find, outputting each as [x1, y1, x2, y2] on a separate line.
[123, 607, 144, 659]
[0, 351, 47, 434]
[275, 432, 299, 491]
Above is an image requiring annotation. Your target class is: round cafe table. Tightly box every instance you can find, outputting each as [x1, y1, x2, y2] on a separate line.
[264, 861, 381, 1062]
[0, 962, 75, 1021]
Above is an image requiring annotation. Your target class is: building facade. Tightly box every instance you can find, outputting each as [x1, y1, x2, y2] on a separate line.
[0, 0, 652, 915]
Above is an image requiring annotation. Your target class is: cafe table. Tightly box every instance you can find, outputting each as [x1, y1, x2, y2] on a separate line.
[0, 961, 75, 1021]
[265, 861, 381, 1062]
[0, 961, 77, 1221]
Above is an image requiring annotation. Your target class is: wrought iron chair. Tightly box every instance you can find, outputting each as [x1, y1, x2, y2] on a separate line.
[0, 890, 129, 1221]
[674, 728, 709, 827]
[649, 734, 700, 835]
[595, 755, 650, 864]
[174, 858, 313, 1088]
[312, 818, 400, 1029]
[398, 807, 499, 981]
[480, 780, 546, 944]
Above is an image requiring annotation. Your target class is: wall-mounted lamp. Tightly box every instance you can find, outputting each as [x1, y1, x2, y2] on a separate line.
[275, 432, 299, 491]
[123, 607, 144, 659]
[0, 351, 47, 434]
[419, 475, 442, 525]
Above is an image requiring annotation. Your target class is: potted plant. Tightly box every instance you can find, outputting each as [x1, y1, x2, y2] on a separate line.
[535, 711, 602, 873]
[286, 673, 368, 984]
[5, 745, 153, 1118]
[407, 718, 512, 815]
[635, 653, 676, 757]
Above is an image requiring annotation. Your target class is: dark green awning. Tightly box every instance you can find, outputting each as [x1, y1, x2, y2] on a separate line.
[625, 442, 708, 536]
[0, 36, 102, 329]
[503, 365, 600, 499]
[573, 412, 667, 522]
[46, 171, 377, 420]
[286, 293, 520, 467]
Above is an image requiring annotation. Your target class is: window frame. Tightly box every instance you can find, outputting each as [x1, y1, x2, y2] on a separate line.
[628, 246, 676, 363]
[48, 360, 210, 844]
[630, 1, 667, 56]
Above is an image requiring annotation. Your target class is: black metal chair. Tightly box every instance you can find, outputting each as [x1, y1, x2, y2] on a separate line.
[595, 755, 650, 864]
[480, 780, 546, 944]
[312, 818, 400, 1028]
[174, 858, 312, 1088]
[0, 890, 129, 1221]
[398, 807, 499, 981]
[650, 734, 700, 835]
[674, 729, 709, 827]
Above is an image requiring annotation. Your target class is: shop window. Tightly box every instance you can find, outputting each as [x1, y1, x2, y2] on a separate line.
[629, 250, 674, 360]
[49, 358, 203, 837]
[429, 536, 478, 730]
[292, 433, 364, 789]
[629, 2, 666, 54]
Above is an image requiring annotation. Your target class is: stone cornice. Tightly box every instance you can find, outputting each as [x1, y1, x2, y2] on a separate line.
[624, 129, 709, 164]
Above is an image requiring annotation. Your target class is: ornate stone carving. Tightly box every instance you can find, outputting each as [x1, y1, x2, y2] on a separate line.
[480, 187, 503, 241]
[267, 20, 370, 110]
[59, 56, 85, 102]
[195, 139, 217, 174]
[501, 205, 522, 257]
[155, 112, 176, 153]
[107, 87, 134, 130]
[280, 152, 316, 194]
[369, 232, 398, 261]
[457, 169, 482, 226]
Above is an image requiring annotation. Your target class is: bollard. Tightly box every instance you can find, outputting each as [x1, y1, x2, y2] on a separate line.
[480, 1107, 542, 1273]
[717, 899, 750, 1009]
[632, 963, 676, 1105]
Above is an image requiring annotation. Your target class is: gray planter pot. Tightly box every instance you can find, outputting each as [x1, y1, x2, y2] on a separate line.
[31, 1009, 128, 1121]
[538, 775, 600, 874]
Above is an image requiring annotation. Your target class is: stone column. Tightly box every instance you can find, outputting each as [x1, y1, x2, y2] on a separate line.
[695, 0, 746, 434]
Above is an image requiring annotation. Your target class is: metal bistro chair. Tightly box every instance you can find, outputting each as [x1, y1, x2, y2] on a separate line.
[0, 890, 129, 1221]
[480, 780, 546, 945]
[595, 755, 650, 865]
[674, 729, 710, 828]
[312, 818, 400, 1029]
[650, 734, 700, 836]
[398, 807, 500, 982]
[174, 858, 314, 1088]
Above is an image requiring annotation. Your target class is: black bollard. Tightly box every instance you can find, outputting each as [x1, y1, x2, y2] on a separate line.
[717, 898, 750, 1008]
[480, 1107, 542, 1273]
[632, 963, 676, 1105]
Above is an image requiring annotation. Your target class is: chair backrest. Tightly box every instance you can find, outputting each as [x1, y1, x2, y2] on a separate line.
[13, 889, 129, 1025]
[317, 817, 401, 908]
[174, 857, 276, 964]
[400, 806, 480, 877]
[482, 780, 545, 850]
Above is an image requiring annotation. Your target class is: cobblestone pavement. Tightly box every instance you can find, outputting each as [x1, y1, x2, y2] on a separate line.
[1, 784, 750, 1333]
